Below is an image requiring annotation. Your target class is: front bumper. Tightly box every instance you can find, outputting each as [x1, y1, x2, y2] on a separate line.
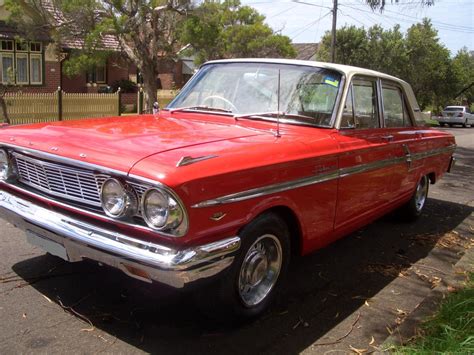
[0, 190, 240, 288]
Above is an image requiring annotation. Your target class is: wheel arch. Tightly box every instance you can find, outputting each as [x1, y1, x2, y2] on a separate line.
[240, 205, 304, 258]
[427, 171, 436, 184]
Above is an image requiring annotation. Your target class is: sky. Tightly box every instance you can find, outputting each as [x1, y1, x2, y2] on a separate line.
[240, 0, 473, 56]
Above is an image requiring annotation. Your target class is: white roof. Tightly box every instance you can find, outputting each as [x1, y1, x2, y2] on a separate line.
[203, 58, 422, 123]
[204, 58, 405, 85]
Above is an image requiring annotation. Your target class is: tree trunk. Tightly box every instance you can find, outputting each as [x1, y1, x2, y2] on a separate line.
[142, 66, 158, 112]
[0, 97, 10, 124]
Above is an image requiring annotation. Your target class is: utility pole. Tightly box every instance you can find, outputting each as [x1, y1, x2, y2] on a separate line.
[292, 0, 338, 62]
[330, 0, 338, 63]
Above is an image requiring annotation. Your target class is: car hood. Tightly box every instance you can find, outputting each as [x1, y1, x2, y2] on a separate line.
[0, 115, 265, 172]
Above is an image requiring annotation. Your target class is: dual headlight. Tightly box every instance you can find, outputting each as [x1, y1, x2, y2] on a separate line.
[100, 178, 185, 235]
[0, 149, 13, 180]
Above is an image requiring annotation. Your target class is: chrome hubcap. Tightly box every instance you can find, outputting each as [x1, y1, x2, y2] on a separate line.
[415, 176, 428, 212]
[238, 234, 282, 307]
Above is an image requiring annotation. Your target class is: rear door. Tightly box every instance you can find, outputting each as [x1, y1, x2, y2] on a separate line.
[334, 76, 398, 230]
[379, 81, 420, 199]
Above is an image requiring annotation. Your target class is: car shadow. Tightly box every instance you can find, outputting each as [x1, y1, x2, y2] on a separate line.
[11, 196, 473, 355]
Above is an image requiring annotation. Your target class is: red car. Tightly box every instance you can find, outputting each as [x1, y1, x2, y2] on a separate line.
[0, 59, 455, 318]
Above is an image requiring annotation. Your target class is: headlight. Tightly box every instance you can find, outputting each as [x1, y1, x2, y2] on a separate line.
[0, 149, 11, 180]
[142, 188, 184, 231]
[100, 178, 138, 218]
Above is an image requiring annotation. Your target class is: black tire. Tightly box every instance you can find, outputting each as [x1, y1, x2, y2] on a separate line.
[448, 123, 453, 127]
[463, 120, 468, 128]
[398, 175, 429, 221]
[196, 212, 290, 319]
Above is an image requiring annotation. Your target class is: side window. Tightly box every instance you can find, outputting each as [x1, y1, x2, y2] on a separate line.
[340, 85, 355, 129]
[382, 84, 411, 127]
[352, 78, 379, 128]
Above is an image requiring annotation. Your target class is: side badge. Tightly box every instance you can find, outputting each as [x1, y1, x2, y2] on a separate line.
[210, 212, 227, 221]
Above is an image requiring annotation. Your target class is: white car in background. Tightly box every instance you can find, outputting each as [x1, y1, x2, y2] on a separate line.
[437, 106, 474, 127]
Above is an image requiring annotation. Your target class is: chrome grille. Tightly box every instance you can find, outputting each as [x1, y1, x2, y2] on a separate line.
[13, 152, 107, 207]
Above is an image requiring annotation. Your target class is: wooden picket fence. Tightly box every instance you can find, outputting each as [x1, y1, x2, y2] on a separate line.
[62, 92, 119, 121]
[0, 89, 121, 125]
[2, 92, 59, 125]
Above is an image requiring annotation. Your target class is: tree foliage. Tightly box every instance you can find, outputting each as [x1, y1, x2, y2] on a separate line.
[7, 0, 192, 108]
[180, 0, 296, 65]
[317, 19, 468, 111]
[364, 0, 434, 11]
[8, 0, 295, 108]
[451, 48, 474, 106]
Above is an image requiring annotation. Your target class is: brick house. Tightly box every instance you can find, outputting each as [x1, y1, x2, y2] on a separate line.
[292, 43, 319, 61]
[0, 2, 192, 100]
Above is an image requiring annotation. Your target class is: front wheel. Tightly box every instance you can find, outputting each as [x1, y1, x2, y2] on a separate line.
[398, 175, 429, 221]
[196, 213, 290, 319]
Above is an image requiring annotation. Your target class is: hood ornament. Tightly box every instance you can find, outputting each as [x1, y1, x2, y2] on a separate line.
[176, 155, 218, 167]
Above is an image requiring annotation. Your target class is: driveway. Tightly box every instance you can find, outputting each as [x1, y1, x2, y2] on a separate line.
[1, 127, 473, 354]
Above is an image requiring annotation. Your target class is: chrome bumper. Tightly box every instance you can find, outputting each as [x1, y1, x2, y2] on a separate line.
[0, 190, 240, 288]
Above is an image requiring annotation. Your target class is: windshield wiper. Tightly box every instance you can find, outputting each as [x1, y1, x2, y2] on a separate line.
[234, 111, 315, 121]
[234, 111, 283, 120]
[168, 105, 233, 114]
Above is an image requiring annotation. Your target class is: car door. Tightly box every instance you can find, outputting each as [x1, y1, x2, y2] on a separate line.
[334, 76, 399, 231]
[379, 81, 421, 199]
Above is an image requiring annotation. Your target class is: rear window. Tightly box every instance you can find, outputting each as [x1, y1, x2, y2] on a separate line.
[444, 107, 464, 112]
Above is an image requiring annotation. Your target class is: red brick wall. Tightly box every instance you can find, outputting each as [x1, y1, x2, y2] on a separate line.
[121, 93, 136, 105]
[62, 71, 87, 93]
[107, 55, 131, 85]
[20, 62, 62, 93]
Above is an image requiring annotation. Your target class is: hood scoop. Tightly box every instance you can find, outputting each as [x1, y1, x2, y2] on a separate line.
[176, 155, 218, 167]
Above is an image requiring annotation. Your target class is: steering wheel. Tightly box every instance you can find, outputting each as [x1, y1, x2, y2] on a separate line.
[202, 95, 238, 112]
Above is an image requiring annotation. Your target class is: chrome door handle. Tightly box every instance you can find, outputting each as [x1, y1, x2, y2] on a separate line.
[381, 135, 394, 141]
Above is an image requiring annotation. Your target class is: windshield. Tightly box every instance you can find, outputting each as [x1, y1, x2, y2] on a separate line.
[168, 62, 343, 127]
[443, 107, 463, 112]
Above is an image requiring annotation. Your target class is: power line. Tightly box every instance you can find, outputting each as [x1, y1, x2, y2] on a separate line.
[289, 10, 332, 39]
[340, 3, 474, 32]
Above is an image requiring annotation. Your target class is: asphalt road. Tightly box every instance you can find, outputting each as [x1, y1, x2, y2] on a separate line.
[0, 127, 473, 354]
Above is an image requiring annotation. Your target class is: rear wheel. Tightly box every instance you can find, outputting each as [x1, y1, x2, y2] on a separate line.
[196, 213, 290, 319]
[398, 175, 429, 221]
[463, 119, 468, 128]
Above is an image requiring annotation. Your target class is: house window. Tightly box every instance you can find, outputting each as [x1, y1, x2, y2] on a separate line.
[30, 54, 42, 84]
[0, 40, 44, 85]
[1, 53, 14, 83]
[30, 42, 42, 52]
[1, 40, 13, 51]
[87, 65, 107, 84]
[16, 42, 28, 52]
[16, 54, 29, 84]
[95, 65, 106, 83]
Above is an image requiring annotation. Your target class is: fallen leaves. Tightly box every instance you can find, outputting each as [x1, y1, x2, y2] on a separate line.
[349, 345, 368, 354]
[57, 298, 95, 332]
[292, 317, 309, 330]
[407, 231, 472, 249]
[412, 268, 443, 288]
[42, 295, 53, 304]
[311, 313, 361, 347]
[364, 263, 409, 278]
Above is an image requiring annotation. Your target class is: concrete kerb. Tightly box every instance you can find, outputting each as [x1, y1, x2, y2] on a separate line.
[381, 211, 474, 351]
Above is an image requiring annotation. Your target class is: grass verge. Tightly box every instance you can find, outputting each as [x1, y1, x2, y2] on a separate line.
[394, 272, 474, 353]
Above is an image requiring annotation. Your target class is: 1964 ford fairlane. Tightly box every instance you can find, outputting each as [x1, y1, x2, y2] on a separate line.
[0, 59, 455, 318]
